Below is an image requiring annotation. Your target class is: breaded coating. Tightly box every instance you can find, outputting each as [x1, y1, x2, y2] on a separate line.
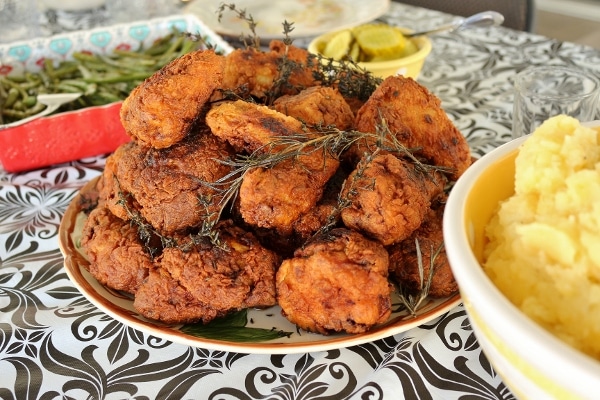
[133, 220, 279, 324]
[133, 268, 222, 325]
[99, 141, 138, 222]
[238, 147, 340, 235]
[120, 49, 225, 149]
[269, 40, 318, 92]
[388, 196, 457, 298]
[354, 76, 471, 180]
[250, 167, 348, 257]
[273, 86, 355, 130]
[291, 166, 347, 240]
[102, 130, 235, 235]
[206, 100, 304, 153]
[276, 228, 392, 334]
[217, 41, 317, 101]
[341, 153, 446, 246]
[81, 205, 152, 294]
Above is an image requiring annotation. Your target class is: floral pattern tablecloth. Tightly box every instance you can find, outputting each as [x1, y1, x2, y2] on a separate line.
[1, 2, 599, 399]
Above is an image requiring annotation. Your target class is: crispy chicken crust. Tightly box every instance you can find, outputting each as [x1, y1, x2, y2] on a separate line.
[217, 40, 317, 101]
[341, 153, 446, 246]
[81, 205, 152, 294]
[273, 86, 355, 130]
[101, 130, 235, 235]
[354, 76, 471, 180]
[238, 146, 340, 235]
[120, 49, 225, 149]
[133, 220, 279, 324]
[206, 100, 304, 153]
[388, 195, 457, 297]
[276, 228, 392, 334]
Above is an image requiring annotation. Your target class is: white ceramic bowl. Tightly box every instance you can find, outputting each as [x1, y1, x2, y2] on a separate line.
[444, 126, 600, 399]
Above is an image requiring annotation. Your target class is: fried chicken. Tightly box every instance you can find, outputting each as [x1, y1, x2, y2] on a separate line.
[217, 40, 317, 102]
[276, 228, 392, 334]
[120, 49, 225, 149]
[269, 40, 318, 93]
[238, 145, 340, 236]
[101, 129, 235, 235]
[341, 152, 446, 246]
[354, 76, 471, 180]
[206, 100, 304, 153]
[249, 166, 348, 257]
[133, 220, 279, 324]
[273, 86, 355, 130]
[81, 205, 152, 294]
[387, 195, 457, 298]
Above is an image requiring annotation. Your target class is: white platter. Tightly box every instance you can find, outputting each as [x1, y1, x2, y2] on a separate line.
[59, 177, 461, 355]
[184, 0, 390, 40]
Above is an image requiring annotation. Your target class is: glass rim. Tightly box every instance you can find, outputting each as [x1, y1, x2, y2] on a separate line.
[514, 65, 600, 101]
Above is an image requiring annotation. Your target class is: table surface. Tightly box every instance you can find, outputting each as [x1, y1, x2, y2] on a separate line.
[1, 2, 599, 399]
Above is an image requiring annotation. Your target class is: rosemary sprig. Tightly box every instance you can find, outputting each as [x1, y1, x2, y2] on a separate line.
[398, 239, 444, 317]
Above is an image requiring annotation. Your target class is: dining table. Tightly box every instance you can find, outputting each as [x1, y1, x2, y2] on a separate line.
[1, 1, 599, 399]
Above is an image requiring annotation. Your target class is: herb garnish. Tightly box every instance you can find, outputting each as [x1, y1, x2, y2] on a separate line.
[180, 309, 292, 342]
[397, 239, 444, 317]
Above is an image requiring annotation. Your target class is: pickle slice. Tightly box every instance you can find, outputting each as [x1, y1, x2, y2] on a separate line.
[321, 29, 353, 60]
[353, 24, 406, 59]
[348, 41, 361, 61]
[398, 37, 419, 58]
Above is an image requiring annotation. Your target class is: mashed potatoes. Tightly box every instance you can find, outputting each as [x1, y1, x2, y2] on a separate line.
[484, 115, 600, 359]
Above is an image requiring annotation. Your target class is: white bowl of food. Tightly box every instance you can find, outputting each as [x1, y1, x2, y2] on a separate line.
[444, 116, 600, 398]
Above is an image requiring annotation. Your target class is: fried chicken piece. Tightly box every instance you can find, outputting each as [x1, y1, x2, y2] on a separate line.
[101, 129, 235, 235]
[291, 165, 347, 240]
[120, 49, 225, 149]
[238, 145, 340, 236]
[216, 41, 318, 102]
[206, 100, 304, 153]
[388, 195, 457, 298]
[81, 205, 152, 294]
[134, 267, 222, 324]
[269, 40, 318, 92]
[341, 152, 446, 246]
[133, 220, 279, 324]
[276, 228, 392, 334]
[249, 166, 348, 257]
[99, 141, 138, 222]
[354, 76, 471, 180]
[273, 86, 355, 130]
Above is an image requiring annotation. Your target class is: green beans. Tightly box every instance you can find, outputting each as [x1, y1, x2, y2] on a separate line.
[0, 31, 203, 125]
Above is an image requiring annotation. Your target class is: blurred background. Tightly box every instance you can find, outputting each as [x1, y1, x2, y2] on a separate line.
[535, 0, 600, 48]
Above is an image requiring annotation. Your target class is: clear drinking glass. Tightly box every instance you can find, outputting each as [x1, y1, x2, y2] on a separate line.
[512, 66, 600, 139]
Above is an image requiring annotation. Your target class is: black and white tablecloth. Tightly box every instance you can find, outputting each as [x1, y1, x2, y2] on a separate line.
[1, 3, 599, 399]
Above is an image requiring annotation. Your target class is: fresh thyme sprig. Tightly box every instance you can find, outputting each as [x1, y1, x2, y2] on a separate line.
[198, 121, 451, 242]
[310, 148, 379, 240]
[312, 54, 382, 102]
[114, 178, 176, 258]
[398, 239, 444, 317]
[217, 3, 261, 49]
